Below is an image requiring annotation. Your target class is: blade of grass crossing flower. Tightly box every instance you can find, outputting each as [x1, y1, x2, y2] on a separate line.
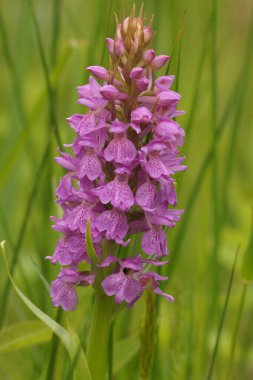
[206, 245, 240, 380]
[0, 241, 93, 380]
[86, 218, 101, 271]
[0, 241, 69, 346]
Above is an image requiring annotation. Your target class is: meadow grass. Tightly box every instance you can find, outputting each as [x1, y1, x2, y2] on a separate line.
[0, 0, 253, 379]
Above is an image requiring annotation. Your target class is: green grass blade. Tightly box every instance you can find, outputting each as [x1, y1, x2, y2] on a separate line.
[0, 9, 26, 127]
[169, 20, 253, 275]
[0, 320, 52, 353]
[226, 282, 248, 380]
[206, 245, 240, 380]
[108, 321, 114, 380]
[221, 15, 253, 219]
[113, 333, 140, 376]
[0, 140, 51, 328]
[169, 85, 236, 275]
[0, 44, 73, 188]
[0, 241, 70, 346]
[27, 0, 62, 148]
[65, 320, 93, 380]
[0, 241, 93, 380]
[45, 308, 63, 380]
[241, 209, 253, 281]
[50, 0, 61, 67]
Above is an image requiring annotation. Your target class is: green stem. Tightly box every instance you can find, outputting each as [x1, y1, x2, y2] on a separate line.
[87, 291, 114, 380]
[226, 282, 248, 380]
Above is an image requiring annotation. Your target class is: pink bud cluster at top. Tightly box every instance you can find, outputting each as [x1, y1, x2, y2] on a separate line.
[47, 9, 186, 310]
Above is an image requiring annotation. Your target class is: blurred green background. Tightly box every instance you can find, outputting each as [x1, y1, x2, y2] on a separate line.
[0, 0, 253, 379]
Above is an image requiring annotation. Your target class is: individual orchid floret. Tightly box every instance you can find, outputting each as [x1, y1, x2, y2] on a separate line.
[154, 75, 175, 92]
[55, 150, 79, 172]
[100, 255, 168, 305]
[135, 178, 157, 209]
[131, 106, 153, 133]
[141, 226, 168, 257]
[78, 147, 102, 180]
[67, 201, 96, 234]
[95, 168, 134, 211]
[46, 234, 89, 266]
[139, 272, 174, 301]
[140, 141, 186, 179]
[77, 77, 108, 111]
[154, 120, 185, 149]
[95, 208, 129, 244]
[50, 268, 95, 311]
[130, 67, 143, 79]
[104, 134, 137, 163]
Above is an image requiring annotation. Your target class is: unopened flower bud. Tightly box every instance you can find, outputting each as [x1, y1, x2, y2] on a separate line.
[87, 66, 109, 81]
[115, 38, 125, 56]
[143, 49, 155, 64]
[144, 26, 152, 43]
[152, 55, 170, 70]
[123, 17, 129, 34]
[137, 77, 149, 92]
[106, 38, 114, 54]
[133, 36, 140, 54]
[130, 67, 143, 79]
[100, 85, 128, 100]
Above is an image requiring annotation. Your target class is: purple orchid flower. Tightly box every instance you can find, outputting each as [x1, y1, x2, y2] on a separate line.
[100, 255, 168, 305]
[48, 11, 186, 310]
[50, 268, 94, 310]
